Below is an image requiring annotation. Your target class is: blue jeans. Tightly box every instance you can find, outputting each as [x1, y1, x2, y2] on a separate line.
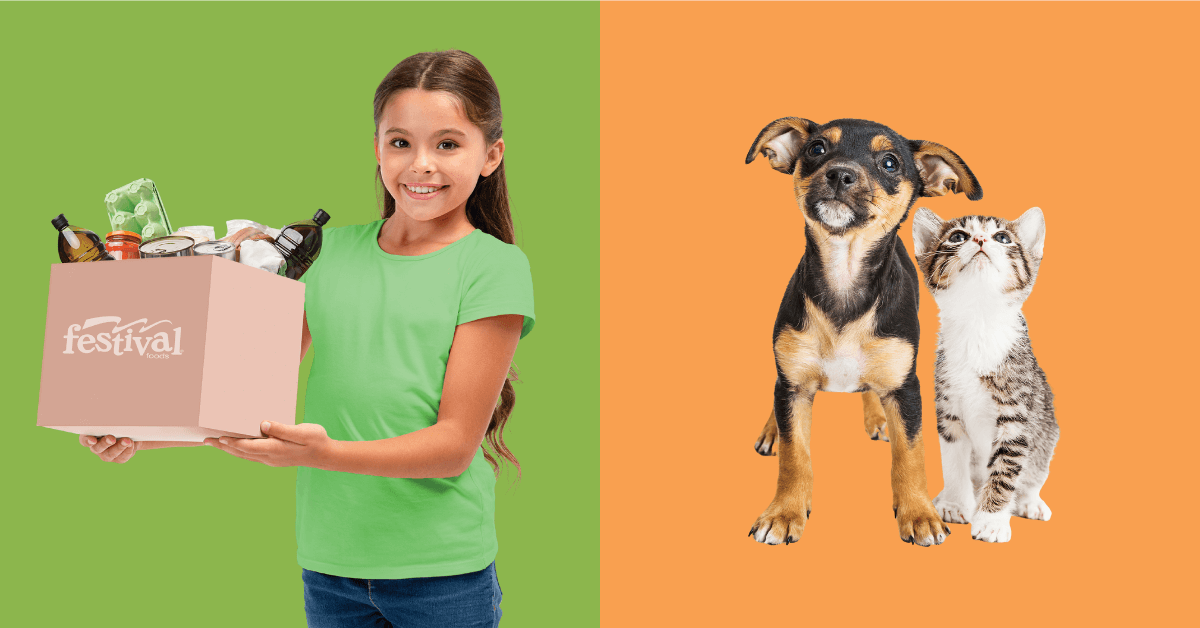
[302, 562, 502, 627]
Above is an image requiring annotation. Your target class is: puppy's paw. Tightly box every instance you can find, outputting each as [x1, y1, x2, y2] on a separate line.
[970, 511, 1012, 543]
[1014, 496, 1052, 521]
[866, 420, 889, 442]
[895, 500, 950, 547]
[932, 492, 974, 524]
[754, 420, 779, 456]
[749, 502, 809, 545]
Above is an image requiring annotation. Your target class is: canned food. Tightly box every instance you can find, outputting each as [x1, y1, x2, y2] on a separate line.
[140, 235, 195, 258]
[193, 240, 236, 261]
[105, 231, 142, 260]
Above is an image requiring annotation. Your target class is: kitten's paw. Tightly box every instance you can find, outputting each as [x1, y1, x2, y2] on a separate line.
[895, 501, 950, 547]
[932, 492, 974, 524]
[970, 511, 1012, 543]
[754, 418, 779, 456]
[749, 501, 810, 545]
[1015, 497, 1052, 521]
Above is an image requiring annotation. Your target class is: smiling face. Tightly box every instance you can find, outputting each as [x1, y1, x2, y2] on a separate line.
[374, 88, 503, 225]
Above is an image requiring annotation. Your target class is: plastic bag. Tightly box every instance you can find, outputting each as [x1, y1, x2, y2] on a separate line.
[238, 239, 285, 274]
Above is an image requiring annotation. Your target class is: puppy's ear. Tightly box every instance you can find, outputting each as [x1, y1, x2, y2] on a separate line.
[909, 140, 983, 200]
[1013, 206, 1046, 259]
[911, 207, 945, 258]
[746, 117, 819, 174]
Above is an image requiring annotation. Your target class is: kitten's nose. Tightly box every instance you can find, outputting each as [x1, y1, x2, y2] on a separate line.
[973, 235, 986, 245]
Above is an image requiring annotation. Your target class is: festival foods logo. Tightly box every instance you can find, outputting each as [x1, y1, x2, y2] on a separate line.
[62, 317, 183, 358]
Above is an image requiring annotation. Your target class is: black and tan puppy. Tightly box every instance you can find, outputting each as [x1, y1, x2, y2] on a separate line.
[746, 117, 982, 546]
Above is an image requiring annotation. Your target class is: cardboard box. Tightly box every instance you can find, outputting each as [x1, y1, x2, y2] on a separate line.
[37, 255, 305, 441]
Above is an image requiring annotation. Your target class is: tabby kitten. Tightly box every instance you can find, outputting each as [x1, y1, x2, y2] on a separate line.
[911, 207, 1059, 543]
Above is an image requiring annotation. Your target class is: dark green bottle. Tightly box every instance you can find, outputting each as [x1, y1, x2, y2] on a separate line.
[273, 209, 330, 280]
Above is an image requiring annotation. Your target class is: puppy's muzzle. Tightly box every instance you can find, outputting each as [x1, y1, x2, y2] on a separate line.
[808, 161, 871, 231]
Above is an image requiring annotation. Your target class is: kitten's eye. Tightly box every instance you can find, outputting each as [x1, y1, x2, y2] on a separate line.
[994, 232, 1012, 244]
[948, 231, 967, 244]
[881, 156, 898, 172]
[809, 142, 825, 156]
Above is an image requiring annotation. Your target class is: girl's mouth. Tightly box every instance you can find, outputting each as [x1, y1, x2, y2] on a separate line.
[402, 183, 448, 199]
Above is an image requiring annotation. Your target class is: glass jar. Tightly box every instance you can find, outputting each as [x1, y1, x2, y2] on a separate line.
[105, 231, 142, 260]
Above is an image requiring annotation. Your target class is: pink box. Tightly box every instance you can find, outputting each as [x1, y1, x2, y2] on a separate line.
[37, 255, 305, 441]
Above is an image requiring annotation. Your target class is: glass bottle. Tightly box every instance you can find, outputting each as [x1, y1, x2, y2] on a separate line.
[273, 209, 330, 280]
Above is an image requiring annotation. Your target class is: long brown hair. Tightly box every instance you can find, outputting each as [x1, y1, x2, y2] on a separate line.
[373, 50, 520, 477]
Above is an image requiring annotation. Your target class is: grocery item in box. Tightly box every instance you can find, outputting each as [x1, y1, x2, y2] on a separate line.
[52, 214, 114, 263]
[224, 219, 280, 241]
[140, 235, 195, 258]
[173, 225, 216, 242]
[104, 178, 172, 238]
[239, 239, 285, 274]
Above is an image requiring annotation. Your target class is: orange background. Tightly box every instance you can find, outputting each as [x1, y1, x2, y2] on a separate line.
[601, 2, 1196, 626]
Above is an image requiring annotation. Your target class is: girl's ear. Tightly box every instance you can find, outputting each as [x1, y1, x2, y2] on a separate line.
[373, 136, 381, 165]
[481, 138, 505, 177]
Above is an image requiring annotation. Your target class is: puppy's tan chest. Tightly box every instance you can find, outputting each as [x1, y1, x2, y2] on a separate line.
[774, 301, 913, 395]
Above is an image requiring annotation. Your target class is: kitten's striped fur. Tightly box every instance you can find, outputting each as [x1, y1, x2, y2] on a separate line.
[912, 207, 1059, 543]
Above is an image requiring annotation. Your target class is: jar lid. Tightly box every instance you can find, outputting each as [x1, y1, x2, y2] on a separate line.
[106, 230, 143, 241]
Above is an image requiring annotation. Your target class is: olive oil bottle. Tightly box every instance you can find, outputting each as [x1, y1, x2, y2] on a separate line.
[52, 214, 114, 263]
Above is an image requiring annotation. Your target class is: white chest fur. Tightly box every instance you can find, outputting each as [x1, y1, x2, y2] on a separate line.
[774, 299, 914, 396]
[936, 282, 1024, 438]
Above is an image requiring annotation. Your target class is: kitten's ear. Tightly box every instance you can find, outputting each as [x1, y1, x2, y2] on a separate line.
[746, 117, 819, 174]
[911, 207, 945, 257]
[1014, 207, 1046, 259]
[909, 140, 983, 200]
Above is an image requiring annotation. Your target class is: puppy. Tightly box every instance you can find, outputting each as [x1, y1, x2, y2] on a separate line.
[746, 118, 982, 546]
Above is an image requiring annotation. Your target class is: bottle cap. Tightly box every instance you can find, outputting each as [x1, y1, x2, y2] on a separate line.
[52, 214, 69, 231]
[313, 209, 330, 226]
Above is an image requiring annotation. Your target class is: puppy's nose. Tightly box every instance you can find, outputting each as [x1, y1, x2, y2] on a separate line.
[825, 167, 857, 190]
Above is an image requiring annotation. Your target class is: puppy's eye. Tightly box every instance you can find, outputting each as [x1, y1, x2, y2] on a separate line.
[994, 232, 1012, 244]
[809, 142, 825, 156]
[881, 156, 898, 172]
[948, 232, 967, 244]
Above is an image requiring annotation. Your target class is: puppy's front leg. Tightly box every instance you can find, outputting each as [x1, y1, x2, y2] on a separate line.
[750, 379, 814, 545]
[881, 380, 950, 546]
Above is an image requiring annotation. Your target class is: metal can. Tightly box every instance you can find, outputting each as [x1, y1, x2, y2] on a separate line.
[193, 240, 236, 261]
[139, 235, 195, 258]
[105, 231, 142, 260]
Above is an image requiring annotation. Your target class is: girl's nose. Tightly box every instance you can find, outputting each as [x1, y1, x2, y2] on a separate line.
[411, 148, 434, 174]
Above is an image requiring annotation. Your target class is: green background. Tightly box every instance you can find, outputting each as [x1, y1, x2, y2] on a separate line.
[0, 2, 599, 626]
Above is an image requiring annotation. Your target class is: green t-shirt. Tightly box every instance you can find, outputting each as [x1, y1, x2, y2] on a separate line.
[296, 220, 535, 579]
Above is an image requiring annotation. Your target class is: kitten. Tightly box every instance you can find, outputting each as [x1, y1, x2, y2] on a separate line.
[911, 207, 1059, 543]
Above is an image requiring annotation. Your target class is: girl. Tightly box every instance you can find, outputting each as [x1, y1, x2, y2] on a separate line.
[79, 50, 535, 628]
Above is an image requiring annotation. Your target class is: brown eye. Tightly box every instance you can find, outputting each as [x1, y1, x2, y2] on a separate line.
[881, 156, 898, 172]
[949, 231, 967, 244]
[994, 232, 1012, 244]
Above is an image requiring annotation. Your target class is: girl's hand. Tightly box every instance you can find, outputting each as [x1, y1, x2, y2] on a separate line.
[204, 422, 334, 469]
[80, 434, 136, 463]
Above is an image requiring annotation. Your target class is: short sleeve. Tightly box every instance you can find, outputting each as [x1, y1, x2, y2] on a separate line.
[457, 241, 536, 338]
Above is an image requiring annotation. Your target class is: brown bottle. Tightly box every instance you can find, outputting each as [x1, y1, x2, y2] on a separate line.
[273, 209, 330, 280]
[52, 214, 115, 263]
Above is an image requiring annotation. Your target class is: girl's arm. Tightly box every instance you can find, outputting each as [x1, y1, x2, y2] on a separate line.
[208, 314, 524, 478]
